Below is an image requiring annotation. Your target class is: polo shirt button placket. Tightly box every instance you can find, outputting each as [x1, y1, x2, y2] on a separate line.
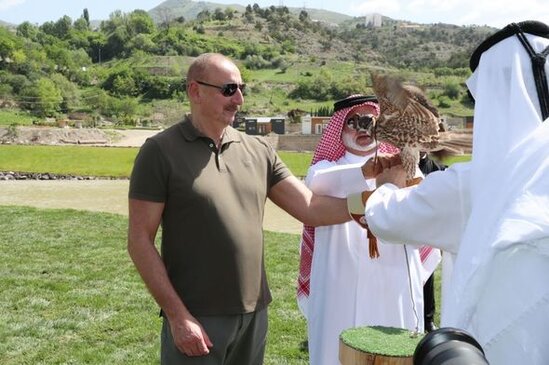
[211, 142, 227, 173]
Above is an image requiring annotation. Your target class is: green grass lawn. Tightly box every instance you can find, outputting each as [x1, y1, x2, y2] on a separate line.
[0, 145, 138, 177]
[0, 144, 450, 364]
[0, 145, 313, 178]
[278, 151, 313, 177]
[0, 144, 465, 179]
[0, 206, 308, 364]
[0, 205, 443, 365]
[0, 109, 36, 126]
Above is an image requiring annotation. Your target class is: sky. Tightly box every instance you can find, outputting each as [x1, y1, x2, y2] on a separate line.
[1, 0, 548, 28]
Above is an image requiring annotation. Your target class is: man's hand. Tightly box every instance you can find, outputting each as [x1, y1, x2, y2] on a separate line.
[361, 154, 402, 179]
[170, 314, 213, 357]
[376, 165, 407, 188]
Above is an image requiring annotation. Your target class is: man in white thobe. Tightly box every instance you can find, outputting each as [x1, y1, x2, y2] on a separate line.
[361, 21, 549, 365]
[297, 95, 440, 365]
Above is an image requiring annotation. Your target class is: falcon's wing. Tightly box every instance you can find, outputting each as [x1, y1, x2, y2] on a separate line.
[403, 84, 439, 117]
[371, 73, 440, 146]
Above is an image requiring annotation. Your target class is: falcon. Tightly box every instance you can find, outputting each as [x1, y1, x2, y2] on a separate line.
[369, 72, 464, 179]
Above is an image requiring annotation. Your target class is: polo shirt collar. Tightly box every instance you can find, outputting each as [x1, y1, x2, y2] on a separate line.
[179, 116, 241, 145]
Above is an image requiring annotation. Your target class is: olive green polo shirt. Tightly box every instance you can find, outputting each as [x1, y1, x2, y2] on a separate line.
[129, 117, 291, 315]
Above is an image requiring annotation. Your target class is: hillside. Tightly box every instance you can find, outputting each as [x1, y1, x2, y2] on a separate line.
[0, 2, 497, 125]
[0, 20, 14, 28]
[146, 0, 496, 69]
[149, 0, 352, 25]
[144, 3, 492, 116]
[0, 0, 497, 68]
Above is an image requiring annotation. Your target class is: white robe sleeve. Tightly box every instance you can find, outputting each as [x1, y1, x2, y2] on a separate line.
[306, 160, 370, 198]
[364, 163, 472, 254]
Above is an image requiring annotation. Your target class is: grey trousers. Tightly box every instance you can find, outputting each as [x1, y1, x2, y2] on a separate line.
[161, 307, 268, 365]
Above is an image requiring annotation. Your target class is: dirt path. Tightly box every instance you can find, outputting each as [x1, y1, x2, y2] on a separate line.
[108, 129, 160, 147]
[0, 126, 161, 147]
[0, 180, 303, 235]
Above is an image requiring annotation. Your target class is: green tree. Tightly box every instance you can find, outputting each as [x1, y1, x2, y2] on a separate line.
[88, 32, 107, 63]
[37, 78, 63, 116]
[213, 8, 226, 21]
[73, 17, 90, 32]
[50, 73, 80, 112]
[16, 22, 39, 41]
[1, 73, 32, 94]
[13, 44, 52, 77]
[111, 74, 138, 97]
[196, 10, 211, 22]
[0, 82, 13, 99]
[83, 8, 90, 27]
[437, 95, 451, 108]
[101, 10, 124, 34]
[442, 80, 461, 100]
[81, 87, 110, 113]
[54, 16, 73, 39]
[102, 65, 149, 97]
[128, 10, 156, 36]
[129, 34, 157, 53]
[110, 96, 139, 125]
[0, 27, 21, 69]
[223, 8, 236, 20]
[10, 49, 28, 69]
[104, 26, 130, 60]
[21, 78, 63, 117]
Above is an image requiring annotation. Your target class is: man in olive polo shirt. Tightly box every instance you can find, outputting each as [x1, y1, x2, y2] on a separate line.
[127, 53, 361, 365]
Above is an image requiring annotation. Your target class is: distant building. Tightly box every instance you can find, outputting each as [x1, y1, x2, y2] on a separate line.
[465, 116, 474, 129]
[439, 115, 474, 130]
[242, 117, 286, 135]
[271, 118, 285, 134]
[364, 13, 382, 28]
[301, 115, 331, 135]
[442, 115, 464, 130]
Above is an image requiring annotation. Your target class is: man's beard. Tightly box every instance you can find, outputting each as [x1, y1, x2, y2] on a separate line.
[342, 132, 378, 153]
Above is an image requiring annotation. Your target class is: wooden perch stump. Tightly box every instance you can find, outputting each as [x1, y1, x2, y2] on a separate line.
[339, 326, 424, 365]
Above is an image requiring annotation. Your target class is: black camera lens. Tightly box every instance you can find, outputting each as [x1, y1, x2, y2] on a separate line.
[413, 327, 489, 365]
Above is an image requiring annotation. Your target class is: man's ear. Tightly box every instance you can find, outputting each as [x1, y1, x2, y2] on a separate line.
[187, 81, 201, 103]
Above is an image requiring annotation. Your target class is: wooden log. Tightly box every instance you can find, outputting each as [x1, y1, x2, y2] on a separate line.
[339, 326, 424, 365]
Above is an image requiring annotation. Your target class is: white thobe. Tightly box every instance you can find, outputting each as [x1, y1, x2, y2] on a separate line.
[306, 151, 431, 365]
[365, 122, 549, 365]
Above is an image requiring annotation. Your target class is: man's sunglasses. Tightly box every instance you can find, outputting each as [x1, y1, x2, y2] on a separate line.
[195, 80, 246, 97]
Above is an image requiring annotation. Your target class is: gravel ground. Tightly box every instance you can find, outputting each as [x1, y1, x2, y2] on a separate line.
[108, 129, 160, 147]
[0, 126, 160, 147]
[0, 179, 302, 234]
